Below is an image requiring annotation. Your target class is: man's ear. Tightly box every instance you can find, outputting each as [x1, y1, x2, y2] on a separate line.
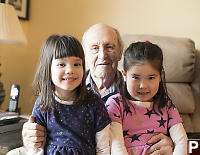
[121, 69, 126, 81]
[117, 47, 123, 61]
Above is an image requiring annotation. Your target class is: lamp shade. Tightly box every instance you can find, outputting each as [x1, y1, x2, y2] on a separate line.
[0, 3, 27, 44]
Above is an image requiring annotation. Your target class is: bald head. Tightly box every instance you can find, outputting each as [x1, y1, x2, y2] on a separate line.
[82, 24, 123, 53]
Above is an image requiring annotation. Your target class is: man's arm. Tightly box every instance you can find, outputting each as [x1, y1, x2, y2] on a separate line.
[146, 133, 173, 155]
[96, 124, 111, 155]
[22, 115, 46, 148]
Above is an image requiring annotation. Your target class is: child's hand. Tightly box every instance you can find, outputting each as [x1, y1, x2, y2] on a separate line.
[22, 115, 46, 149]
[146, 133, 173, 155]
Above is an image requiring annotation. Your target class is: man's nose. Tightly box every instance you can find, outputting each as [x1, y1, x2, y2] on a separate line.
[98, 47, 107, 59]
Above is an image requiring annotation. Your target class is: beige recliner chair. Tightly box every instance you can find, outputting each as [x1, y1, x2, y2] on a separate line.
[119, 34, 200, 133]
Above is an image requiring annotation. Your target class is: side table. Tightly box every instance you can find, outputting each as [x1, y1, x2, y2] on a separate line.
[0, 119, 27, 155]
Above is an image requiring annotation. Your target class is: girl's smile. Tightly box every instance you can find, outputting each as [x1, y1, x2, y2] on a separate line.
[137, 91, 150, 96]
[62, 76, 78, 82]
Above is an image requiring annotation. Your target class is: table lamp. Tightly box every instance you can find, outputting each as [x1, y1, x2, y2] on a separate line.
[0, 3, 27, 106]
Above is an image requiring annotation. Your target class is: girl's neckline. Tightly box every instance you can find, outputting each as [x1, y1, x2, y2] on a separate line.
[54, 94, 74, 105]
[129, 100, 153, 108]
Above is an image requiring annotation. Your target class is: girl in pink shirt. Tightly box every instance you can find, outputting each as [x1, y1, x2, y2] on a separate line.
[106, 41, 187, 155]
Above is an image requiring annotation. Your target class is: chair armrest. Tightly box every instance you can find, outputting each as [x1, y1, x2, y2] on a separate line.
[191, 49, 200, 132]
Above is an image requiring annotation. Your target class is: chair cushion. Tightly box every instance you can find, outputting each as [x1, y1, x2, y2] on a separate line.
[167, 83, 195, 114]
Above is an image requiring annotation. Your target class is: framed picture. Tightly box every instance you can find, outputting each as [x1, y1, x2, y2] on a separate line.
[5, 0, 29, 20]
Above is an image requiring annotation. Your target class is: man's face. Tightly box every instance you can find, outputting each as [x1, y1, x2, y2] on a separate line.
[83, 25, 122, 79]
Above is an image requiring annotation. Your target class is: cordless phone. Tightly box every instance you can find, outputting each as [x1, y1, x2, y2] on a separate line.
[8, 84, 20, 112]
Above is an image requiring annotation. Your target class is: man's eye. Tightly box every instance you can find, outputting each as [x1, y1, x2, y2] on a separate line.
[91, 46, 99, 50]
[90, 46, 99, 53]
[107, 45, 114, 49]
[106, 45, 114, 51]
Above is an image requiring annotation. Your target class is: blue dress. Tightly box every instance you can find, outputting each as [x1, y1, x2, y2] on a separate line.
[32, 93, 111, 155]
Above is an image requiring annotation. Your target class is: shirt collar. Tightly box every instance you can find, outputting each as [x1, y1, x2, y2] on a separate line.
[86, 70, 121, 98]
[86, 70, 93, 88]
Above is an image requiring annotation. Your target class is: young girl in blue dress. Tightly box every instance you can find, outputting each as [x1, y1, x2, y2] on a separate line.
[106, 41, 187, 155]
[30, 34, 111, 155]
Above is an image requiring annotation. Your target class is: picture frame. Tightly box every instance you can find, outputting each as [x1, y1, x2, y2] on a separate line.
[4, 0, 29, 20]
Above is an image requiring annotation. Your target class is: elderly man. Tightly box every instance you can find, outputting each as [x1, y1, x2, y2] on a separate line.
[82, 24, 123, 103]
[17, 24, 173, 155]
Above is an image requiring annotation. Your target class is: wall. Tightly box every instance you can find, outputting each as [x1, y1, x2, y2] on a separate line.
[79, 0, 200, 47]
[0, 0, 200, 114]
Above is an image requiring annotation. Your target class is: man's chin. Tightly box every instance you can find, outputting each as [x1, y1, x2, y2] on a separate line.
[93, 70, 113, 78]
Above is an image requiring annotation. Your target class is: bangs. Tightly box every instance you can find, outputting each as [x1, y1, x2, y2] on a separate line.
[54, 35, 84, 60]
[124, 41, 163, 72]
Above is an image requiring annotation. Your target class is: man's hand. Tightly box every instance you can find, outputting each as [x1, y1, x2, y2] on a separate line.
[22, 115, 46, 149]
[146, 133, 173, 155]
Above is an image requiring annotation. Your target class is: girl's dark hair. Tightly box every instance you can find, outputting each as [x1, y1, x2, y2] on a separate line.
[119, 41, 171, 114]
[33, 34, 87, 112]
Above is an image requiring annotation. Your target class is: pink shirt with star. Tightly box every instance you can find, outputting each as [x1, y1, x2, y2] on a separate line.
[106, 93, 183, 154]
